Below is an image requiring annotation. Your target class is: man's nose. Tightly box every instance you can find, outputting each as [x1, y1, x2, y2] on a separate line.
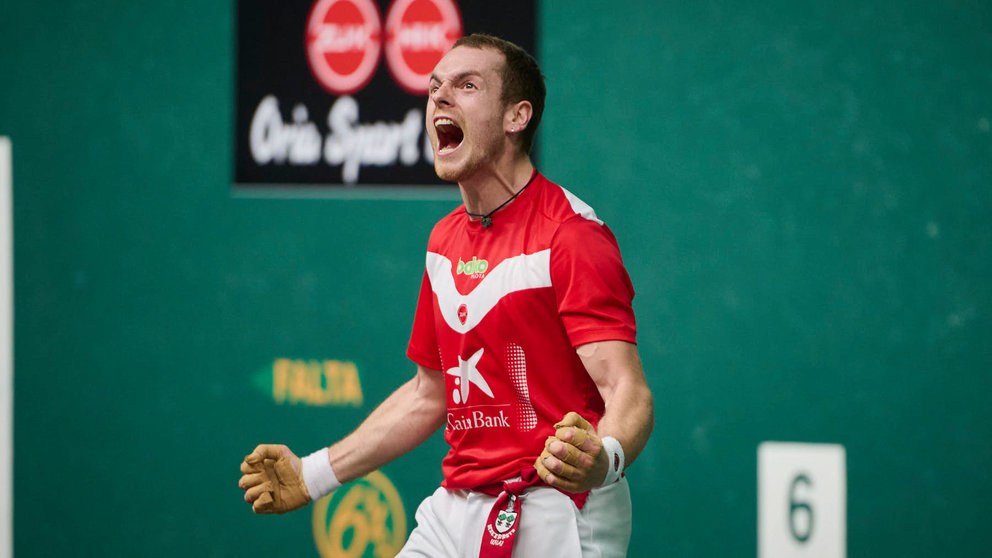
[431, 82, 453, 106]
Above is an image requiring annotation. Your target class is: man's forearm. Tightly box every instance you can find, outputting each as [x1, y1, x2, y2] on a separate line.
[326, 365, 446, 483]
[595, 377, 654, 468]
[578, 340, 655, 468]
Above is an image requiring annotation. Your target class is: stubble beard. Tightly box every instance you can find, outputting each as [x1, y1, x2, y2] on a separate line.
[433, 118, 506, 184]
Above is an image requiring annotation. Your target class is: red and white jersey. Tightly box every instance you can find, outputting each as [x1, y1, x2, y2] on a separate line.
[406, 172, 636, 490]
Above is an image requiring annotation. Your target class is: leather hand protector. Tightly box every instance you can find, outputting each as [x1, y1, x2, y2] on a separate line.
[239, 444, 311, 514]
[534, 412, 605, 492]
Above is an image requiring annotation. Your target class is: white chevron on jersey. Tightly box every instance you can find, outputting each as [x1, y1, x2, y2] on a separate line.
[559, 185, 604, 225]
[426, 250, 552, 333]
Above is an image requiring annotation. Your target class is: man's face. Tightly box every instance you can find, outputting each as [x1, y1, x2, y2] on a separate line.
[426, 46, 507, 182]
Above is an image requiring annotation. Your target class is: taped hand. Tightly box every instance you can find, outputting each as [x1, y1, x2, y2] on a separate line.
[533, 412, 609, 493]
[238, 444, 311, 514]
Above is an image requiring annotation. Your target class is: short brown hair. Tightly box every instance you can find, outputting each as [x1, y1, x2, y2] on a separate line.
[452, 33, 546, 153]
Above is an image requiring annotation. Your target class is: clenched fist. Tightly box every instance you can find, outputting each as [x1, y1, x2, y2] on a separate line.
[534, 412, 610, 493]
[239, 444, 311, 514]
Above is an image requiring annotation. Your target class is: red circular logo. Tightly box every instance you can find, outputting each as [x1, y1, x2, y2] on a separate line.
[305, 0, 383, 95]
[384, 0, 463, 95]
[457, 304, 468, 325]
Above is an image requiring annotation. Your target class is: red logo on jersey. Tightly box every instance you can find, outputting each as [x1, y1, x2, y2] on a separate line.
[457, 304, 468, 325]
[305, 0, 383, 95]
[384, 0, 463, 95]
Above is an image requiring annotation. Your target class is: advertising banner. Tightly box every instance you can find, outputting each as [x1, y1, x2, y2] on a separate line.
[234, 0, 537, 193]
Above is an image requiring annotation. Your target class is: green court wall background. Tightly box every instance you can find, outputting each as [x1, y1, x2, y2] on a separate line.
[2, 0, 990, 556]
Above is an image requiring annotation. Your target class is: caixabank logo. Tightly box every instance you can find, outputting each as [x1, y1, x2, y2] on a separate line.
[235, 0, 536, 191]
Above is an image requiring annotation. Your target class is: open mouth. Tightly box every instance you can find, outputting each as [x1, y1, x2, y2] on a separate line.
[434, 117, 464, 155]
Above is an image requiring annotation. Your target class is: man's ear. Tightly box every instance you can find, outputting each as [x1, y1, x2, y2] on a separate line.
[505, 100, 534, 134]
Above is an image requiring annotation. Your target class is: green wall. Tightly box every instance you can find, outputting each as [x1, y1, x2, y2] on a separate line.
[1, 0, 989, 556]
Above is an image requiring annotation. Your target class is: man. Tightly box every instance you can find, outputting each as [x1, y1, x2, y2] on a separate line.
[239, 34, 654, 557]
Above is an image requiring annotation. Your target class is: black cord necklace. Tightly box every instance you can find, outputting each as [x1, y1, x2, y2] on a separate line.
[465, 169, 538, 228]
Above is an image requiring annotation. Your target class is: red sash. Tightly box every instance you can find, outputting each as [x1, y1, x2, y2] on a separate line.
[477, 469, 589, 558]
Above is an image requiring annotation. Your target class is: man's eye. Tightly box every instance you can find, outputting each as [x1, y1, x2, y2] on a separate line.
[464, 82, 475, 89]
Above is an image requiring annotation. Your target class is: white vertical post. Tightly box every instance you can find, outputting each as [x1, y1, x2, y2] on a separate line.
[0, 136, 12, 558]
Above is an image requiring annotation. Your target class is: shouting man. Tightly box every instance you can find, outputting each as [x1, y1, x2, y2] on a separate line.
[239, 34, 654, 558]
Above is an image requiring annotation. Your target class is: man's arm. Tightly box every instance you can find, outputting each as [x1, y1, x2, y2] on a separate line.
[536, 340, 654, 492]
[327, 363, 447, 483]
[240, 364, 447, 513]
[578, 340, 654, 467]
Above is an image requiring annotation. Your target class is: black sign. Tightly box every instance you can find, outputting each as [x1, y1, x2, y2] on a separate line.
[234, 0, 537, 192]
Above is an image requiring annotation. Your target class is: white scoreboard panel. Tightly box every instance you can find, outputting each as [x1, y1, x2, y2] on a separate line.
[758, 442, 847, 558]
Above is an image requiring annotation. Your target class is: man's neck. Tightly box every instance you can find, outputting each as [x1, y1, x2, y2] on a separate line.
[459, 154, 535, 216]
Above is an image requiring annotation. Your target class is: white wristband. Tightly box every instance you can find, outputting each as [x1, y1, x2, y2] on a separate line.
[301, 447, 342, 501]
[601, 436, 625, 486]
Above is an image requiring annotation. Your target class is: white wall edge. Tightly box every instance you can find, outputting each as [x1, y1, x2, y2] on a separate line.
[0, 136, 12, 558]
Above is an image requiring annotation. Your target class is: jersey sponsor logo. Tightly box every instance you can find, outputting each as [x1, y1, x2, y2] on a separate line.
[384, 0, 463, 94]
[445, 348, 513, 432]
[305, 0, 383, 95]
[426, 250, 552, 333]
[447, 409, 511, 431]
[312, 470, 406, 557]
[456, 256, 489, 277]
[445, 348, 493, 405]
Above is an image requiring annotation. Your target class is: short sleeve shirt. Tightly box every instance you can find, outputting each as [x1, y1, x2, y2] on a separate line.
[407, 172, 636, 489]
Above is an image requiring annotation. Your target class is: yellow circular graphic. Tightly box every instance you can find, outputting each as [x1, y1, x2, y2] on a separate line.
[312, 470, 407, 558]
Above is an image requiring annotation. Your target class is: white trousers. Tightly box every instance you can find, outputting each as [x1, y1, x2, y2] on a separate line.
[397, 478, 631, 558]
